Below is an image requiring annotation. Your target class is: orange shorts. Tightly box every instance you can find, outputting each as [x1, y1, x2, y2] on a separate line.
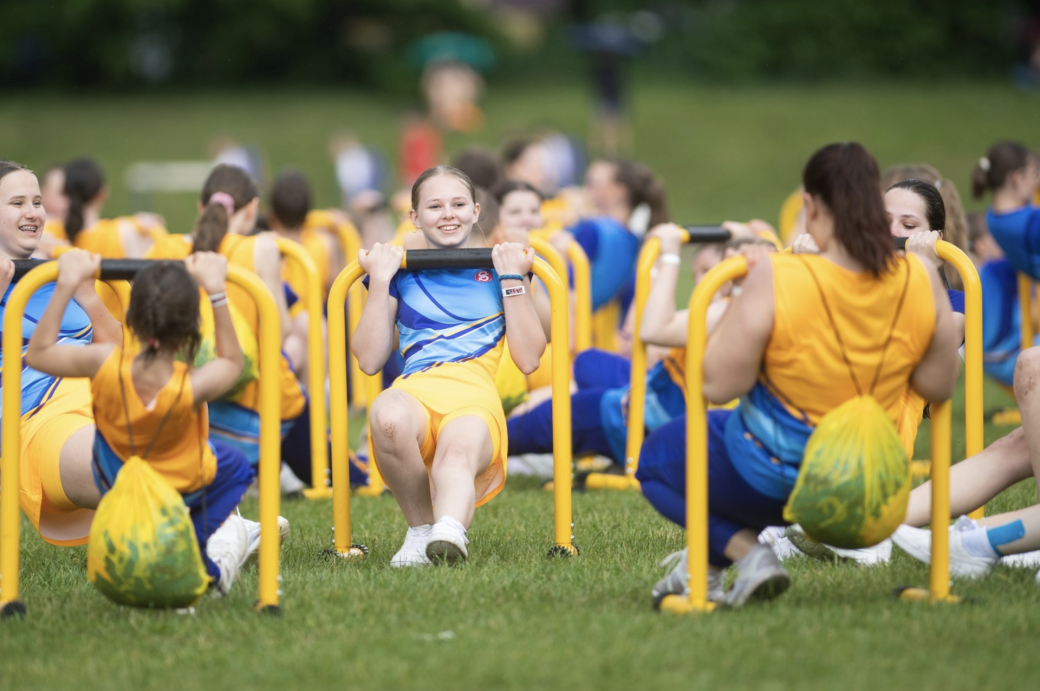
[373, 364, 507, 508]
[19, 378, 96, 546]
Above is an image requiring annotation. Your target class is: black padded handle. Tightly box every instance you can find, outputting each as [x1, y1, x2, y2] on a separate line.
[894, 237, 908, 250]
[683, 226, 731, 243]
[12, 258, 165, 282]
[402, 248, 495, 270]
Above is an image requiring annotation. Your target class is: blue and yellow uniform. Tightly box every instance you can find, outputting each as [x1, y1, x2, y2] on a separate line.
[1, 282, 96, 545]
[89, 348, 254, 581]
[507, 347, 687, 467]
[987, 206, 1040, 279]
[369, 267, 509, 506]
[637, 253, 937, 566]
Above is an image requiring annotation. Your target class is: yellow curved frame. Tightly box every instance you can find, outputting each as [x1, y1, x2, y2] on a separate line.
[564, 240, 592, 353]
[1, 262, 283, 614]
[661, 244, 971, 613]
[327, 256, 577, 558]
[330, 223, 367, 407]
[273, 238, 331, 501]
[587, 230, 691, 491]
[1020, 273, 1033, 358]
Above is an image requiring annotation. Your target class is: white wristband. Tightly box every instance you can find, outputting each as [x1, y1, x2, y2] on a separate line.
[502, 285, 526, 298]
[658, 253, 681, 265]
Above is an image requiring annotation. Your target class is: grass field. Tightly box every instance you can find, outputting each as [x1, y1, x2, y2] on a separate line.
[4, 82, 1040, 690]
[2, 82, 1039, 232]
[1, 378, 1037, 691]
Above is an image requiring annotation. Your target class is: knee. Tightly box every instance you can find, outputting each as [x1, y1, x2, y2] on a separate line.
[369, 393, 418, 448]
[1013, 348, 1040, 399]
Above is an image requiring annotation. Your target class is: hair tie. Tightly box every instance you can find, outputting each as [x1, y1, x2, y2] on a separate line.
[147, 337, 160, 350]
[208, 191, 236, 217]
[979, 156, 991, 173]
[934, 179, 942, 190]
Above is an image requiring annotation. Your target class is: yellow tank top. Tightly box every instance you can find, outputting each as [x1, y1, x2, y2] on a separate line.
[91, 348, 217, 493]
[44, 219, 67, 243]
[763, 253, 936, 427]
[74, 217, 167, 258]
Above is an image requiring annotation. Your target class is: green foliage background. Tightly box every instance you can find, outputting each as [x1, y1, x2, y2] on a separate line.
[0, 1, 1030, 90]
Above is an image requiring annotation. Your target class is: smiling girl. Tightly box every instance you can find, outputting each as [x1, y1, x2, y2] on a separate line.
[353, 166, 546, 566]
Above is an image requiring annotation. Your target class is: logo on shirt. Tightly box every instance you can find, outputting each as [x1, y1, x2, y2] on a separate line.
[475, 271, 492, 283]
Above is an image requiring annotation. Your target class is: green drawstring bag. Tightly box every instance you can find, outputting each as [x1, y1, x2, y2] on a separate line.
[782, 259, 913, 549]
[87, 456, 210, 608]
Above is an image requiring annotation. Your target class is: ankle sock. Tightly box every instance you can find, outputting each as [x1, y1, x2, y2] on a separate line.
[408, 524, 432, 537]
[960, 524, 1000, 559]
[436, 516, 467, 535]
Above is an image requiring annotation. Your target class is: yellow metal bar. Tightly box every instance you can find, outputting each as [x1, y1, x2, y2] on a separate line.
[225, 264, 283, 612]
[331, 223, 366, 407]
[1019, 273, 1033, 355]
[565, 239, 592, 353]
[530, 257, 577, 555]
[354, 368, 387, 498]
[615, 228, 690, 482]
[274, 238, 331, 500]
[327, 263, 367, 557]
[660, 255, 744, 615]
[103, 280, 132, 350]
[935, 242, 983, 520]
[1, 263, 282, 614]
[929, 398, 953, 601]
[1, 263, 58, 615]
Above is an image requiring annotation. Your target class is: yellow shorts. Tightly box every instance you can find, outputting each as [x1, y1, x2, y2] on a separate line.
[377, 364, 507, 508]
[20, 377, 95, 546]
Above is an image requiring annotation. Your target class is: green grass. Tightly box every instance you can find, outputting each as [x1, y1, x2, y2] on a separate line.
[1, 82, 1038, 232]
[4, 82, 1040, 689]
[3, 381, 1040, 691]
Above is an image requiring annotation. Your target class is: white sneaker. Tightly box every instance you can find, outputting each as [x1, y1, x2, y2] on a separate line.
[758, 527, 804, 561]
[1002, 550, 1040, 569]
[783, 524, 892, 565]
[242, 515, 291, 562]
[391, 525, 432, 568]
[280, 462, 307, 496]
[207, 514, 249, 596]
[891, 518, 998, 579]
[650, 548, 725, 607]
[425, 517, 469, 565]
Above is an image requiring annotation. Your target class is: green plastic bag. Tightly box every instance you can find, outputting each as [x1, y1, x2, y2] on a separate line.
[87, 456, 210, 608]
[783, 395, 911, 549]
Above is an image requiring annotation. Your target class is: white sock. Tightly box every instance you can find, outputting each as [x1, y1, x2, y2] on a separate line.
[436, 516, 467, 535]
[408, 524, 432, 537]
[960, 525, 1000, 559]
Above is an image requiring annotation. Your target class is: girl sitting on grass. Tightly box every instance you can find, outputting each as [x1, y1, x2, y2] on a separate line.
[353, 166, 546, 567]
[26, 250, 256, 595]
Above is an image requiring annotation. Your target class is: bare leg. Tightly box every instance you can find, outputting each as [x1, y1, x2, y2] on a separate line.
[59, 425, 101, 509]
[904, 427, 1033, 526]
[1014, 347, 1040, 490]
[429, 416, 494, 529]
[368, 390, 434, 527]
[283, 311, 310, 389]
[723, 529, 760, 562]
[977, 504, 1040, 554]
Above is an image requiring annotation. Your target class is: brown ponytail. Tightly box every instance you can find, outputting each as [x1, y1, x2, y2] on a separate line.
[803, 142, 893, 278]
[613, 159, 669, 226]
[971, 141, 1035, 200]
[193, 164, 259, 253]
[63, 158, 105, 244]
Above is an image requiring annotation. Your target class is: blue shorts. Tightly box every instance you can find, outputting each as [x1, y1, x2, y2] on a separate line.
[636, 411, 789, 567]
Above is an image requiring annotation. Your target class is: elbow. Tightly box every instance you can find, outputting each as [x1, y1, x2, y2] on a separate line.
[23, 349, 40, 371]
[353, 347, 383, 376]
[514, 343, 546, 375]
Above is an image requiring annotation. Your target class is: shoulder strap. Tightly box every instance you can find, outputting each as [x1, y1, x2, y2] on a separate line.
[800, 256, 912, 397]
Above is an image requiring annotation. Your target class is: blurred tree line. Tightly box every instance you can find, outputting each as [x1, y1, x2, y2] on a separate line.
[0, 0, 1032, 89]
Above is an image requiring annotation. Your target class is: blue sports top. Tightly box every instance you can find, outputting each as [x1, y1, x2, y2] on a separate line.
[569, 216, 640, 310]
[375, 268, 507, 378]
[987, 206, 1040, 279]
[0, 282, 93, 420]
